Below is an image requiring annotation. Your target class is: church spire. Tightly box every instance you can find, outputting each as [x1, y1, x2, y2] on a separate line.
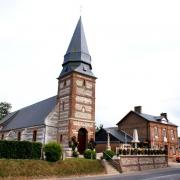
[59, 17, 95, 78]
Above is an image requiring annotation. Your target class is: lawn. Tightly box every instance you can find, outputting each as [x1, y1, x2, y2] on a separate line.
[0, 158, 105, 179]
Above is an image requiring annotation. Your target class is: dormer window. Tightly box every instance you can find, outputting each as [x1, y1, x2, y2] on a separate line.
[161, 117, 168, 124]
[83, 65, 87, 71]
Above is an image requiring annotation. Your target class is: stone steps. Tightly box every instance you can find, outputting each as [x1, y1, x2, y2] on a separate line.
[101, 159, 120, 175]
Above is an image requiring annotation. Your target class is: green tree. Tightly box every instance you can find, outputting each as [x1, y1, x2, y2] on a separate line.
[0, 102, 12, 120]
[96, 124, 103, 132]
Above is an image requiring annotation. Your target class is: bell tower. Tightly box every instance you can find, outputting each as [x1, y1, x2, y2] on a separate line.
[57, 17, 96, 153]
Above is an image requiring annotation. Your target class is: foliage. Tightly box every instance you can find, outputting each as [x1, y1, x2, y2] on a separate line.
[0, 102, 12, 120]
[103, 150, 115, 160]
[0, 140, 42, 159]
[72, 150, 79, 157]
[96, 124, 103, 132]
[87, 138, 96, 150]
[117, 148, 166, 155]
[0, 158, 105, 178]
[44, 142, 62, 162]
[84, 149, 96, 159]
[69, 136, 79, 151]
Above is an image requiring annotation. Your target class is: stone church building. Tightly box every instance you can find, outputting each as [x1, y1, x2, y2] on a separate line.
[0, 17, 96, 154]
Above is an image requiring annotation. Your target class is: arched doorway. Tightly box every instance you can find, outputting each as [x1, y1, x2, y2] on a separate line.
[78, 128, 88, 154]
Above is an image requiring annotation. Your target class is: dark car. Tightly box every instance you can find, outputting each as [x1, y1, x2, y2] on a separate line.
[176, 156, 180, 163]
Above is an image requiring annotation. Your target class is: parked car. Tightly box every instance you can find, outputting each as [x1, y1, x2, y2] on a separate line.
[176, 156, 180, 163]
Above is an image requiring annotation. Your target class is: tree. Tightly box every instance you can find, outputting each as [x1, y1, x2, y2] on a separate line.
[96, 124, 103, 132]
[0, 102, 12, 120]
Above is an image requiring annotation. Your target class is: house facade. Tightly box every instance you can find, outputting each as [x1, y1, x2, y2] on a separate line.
[0, 17, 96, 154]
[117, 106, 178, 159]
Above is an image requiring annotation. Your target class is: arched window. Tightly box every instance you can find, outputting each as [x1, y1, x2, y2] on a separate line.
[1, 134, 4, 140]
[62, 102, 65, 111]
[82, 106, 85, 113]
[32, 130, 37, 142]
[60, 134, 63, 143]
[17, 131, 21, 141]
[83, 80, 86, 87]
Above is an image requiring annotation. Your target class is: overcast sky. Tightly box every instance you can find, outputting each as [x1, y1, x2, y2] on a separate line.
[0, 0, 180, 135]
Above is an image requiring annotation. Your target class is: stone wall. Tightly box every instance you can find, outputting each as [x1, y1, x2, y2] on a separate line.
[113, 155, 168, 172]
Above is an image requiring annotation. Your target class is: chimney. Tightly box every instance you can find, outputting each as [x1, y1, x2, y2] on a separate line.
[161, 113, 168, 120]
[134, 106, 142, 114]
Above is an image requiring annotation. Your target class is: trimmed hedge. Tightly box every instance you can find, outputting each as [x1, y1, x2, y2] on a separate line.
[0, 140, 42, 159]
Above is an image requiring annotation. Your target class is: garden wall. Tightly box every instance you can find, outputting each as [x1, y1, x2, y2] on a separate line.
[113, 155, 168, 172]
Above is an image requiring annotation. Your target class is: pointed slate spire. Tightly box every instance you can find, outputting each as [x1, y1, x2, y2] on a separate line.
[59, 17, 95, 78]
[63, 17, 91, 65]
[66, 17, 90, 56]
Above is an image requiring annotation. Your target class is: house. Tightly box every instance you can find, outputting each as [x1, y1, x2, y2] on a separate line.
[95, 127, 132, 153]
[117, 106, 178, 159]
[0, 17, 96, 154]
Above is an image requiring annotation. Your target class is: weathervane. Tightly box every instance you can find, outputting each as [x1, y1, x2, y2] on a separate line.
[80, 5, 82, 16]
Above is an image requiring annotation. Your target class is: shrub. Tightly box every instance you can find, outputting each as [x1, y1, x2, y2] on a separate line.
[72, 150, 79, 157]
[87, 138, 96, 150]
[122, 149, 127, 155]
[103, 150, 115, 160]
[84, 149, 96, 159]
[0, 140, 42, 159]
[69, 136, 78, 151]
[44, 142, 62, 162]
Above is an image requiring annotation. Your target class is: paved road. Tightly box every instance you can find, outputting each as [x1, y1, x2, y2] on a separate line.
[57, 167, 180, 180]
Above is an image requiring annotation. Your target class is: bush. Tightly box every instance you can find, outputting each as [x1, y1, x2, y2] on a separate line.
[44, 142, 62, 162]
[103, 150, 115, 160]
[72, 150, 79, 157]
[0, 140, 42, 159]
[84, 149, 96, 159]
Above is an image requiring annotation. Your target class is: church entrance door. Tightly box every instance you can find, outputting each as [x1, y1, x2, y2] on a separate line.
[78, 128, 87, 154]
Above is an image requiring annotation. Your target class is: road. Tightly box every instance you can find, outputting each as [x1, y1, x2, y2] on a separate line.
[58, 167, 180, 180]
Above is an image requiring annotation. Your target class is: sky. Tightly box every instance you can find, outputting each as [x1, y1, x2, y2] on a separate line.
[0, 0, 180, 135]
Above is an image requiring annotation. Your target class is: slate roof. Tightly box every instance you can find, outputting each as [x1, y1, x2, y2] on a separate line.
[59, 17, 95, 78]
[95, 127, 132, 143]
[0, 96, 57, 131]
[117, 110, 177, 126]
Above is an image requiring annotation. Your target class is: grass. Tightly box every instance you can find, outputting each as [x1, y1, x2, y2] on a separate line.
[0, 158, 105, 179]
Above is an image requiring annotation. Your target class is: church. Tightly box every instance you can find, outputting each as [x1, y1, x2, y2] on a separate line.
[0, 17, 96, 154]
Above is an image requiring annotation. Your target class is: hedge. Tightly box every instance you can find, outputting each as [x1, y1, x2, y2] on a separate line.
[0, 140, 42, 159]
